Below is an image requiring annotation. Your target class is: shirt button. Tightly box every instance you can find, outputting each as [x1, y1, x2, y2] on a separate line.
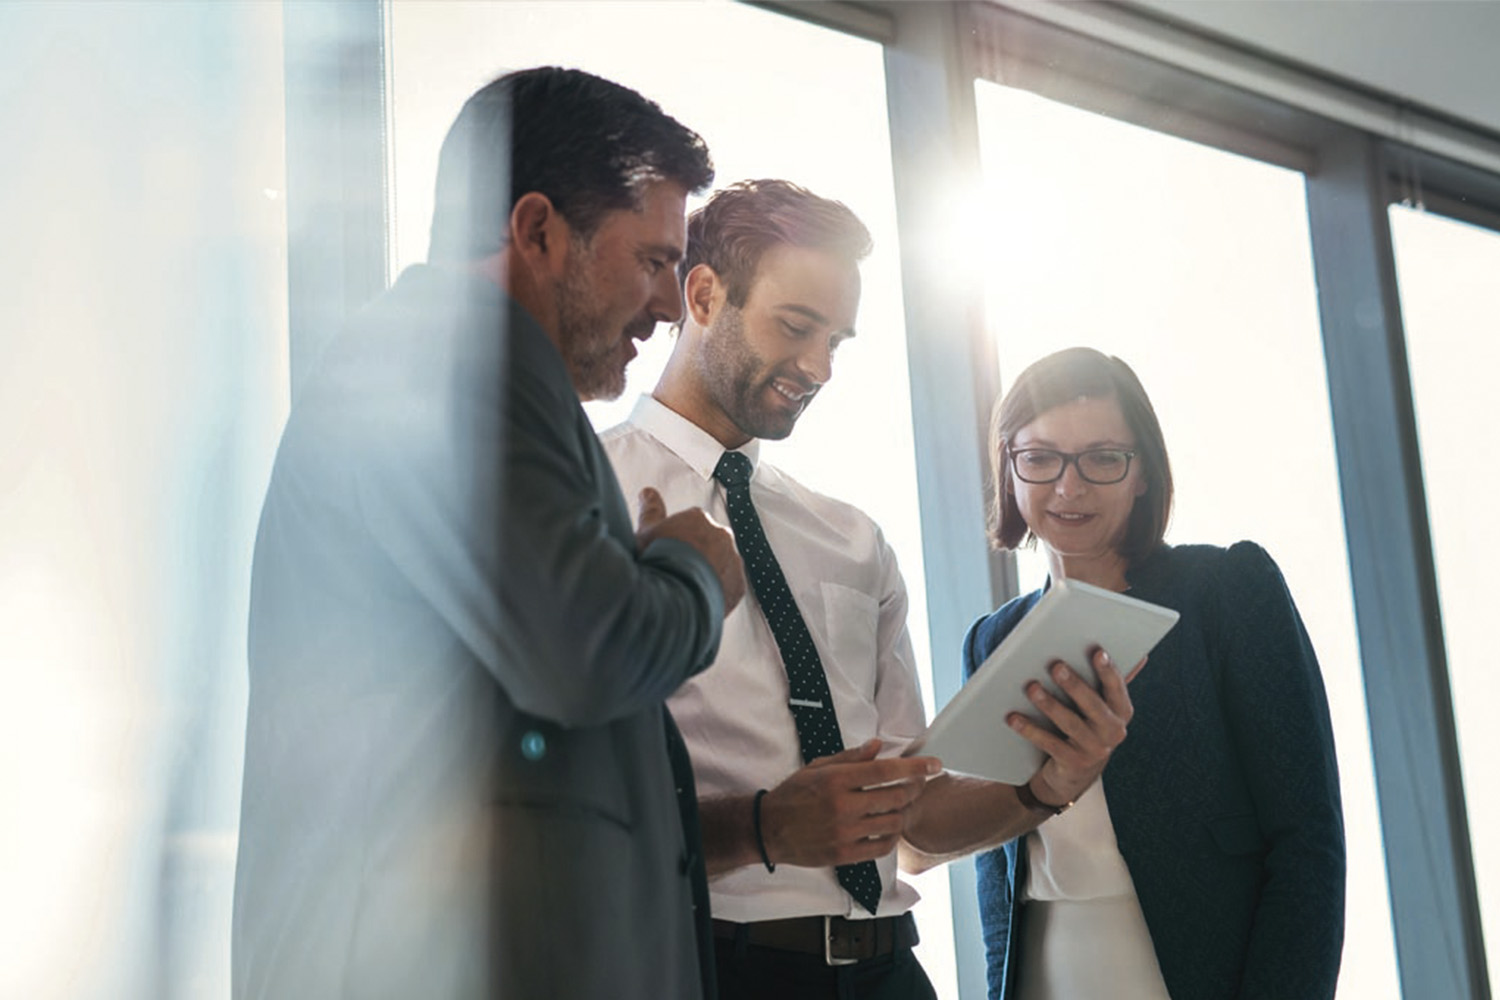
[520, 730, 546, 761]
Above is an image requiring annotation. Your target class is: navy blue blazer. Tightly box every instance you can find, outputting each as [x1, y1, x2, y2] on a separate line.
[966, 542, 1345, 1000]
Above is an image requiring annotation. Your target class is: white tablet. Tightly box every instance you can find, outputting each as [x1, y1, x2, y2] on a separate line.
[904, 579, 1180, 785]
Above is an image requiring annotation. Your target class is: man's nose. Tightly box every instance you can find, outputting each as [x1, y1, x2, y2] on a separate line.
[796, 338, 834, 386]
[647, 268, 684, 327]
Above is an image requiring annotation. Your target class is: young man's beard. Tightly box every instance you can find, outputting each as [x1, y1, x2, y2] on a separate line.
[696, 304, 814, 442]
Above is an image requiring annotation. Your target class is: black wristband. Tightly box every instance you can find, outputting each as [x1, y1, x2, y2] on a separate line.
[1016, 777, 1073, 816]
[752, 788, 776, 873]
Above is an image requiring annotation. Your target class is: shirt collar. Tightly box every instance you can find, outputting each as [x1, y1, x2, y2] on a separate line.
[627, 394, 761, 481]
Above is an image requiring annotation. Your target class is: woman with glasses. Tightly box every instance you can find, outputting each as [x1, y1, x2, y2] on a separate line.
[966, 347, 1345, 1000]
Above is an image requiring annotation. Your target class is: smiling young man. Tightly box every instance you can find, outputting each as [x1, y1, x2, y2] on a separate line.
[600, 180, 1137, 1000]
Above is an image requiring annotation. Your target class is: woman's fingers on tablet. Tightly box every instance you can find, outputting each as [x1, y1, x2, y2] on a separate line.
[1008, 703, 1099, 778]
[1040, 660, 1115, 732]
[1023, 665, 1128, 755]
[1006, 709, 1069, 759]
[1026, 672, 1094, 742]
[1086, 649, 1137, 725]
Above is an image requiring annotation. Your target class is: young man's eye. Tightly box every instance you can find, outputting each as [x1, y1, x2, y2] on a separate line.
[782, 321, 811, 338]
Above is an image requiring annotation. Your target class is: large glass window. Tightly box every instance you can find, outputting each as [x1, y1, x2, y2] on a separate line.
[387, 3, 953, 993]
[973, 80, 1399, 999]
[1391, 203, 1500, 987]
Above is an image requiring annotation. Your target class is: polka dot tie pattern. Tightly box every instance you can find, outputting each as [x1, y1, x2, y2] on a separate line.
[713, 450, 883, 916]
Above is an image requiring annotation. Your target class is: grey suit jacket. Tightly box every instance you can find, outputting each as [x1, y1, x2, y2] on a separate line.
[233, 266, 724, 1000]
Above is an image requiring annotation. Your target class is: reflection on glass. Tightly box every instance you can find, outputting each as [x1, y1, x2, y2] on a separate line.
[1392, 203, 1500, 989]
[974, 80, 1398, 999]
[387, 3, 952, 994]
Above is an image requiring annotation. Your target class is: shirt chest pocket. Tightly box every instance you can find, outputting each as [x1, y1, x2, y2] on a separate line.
[819, 582, 880, 702]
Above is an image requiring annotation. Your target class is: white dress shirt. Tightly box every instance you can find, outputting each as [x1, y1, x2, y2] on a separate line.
[601, 395, 928, 922]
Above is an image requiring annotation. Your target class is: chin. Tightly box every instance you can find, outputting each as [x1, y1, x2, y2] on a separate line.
[573, 370, 627, 402]
[749, 414, 798, 441]
[727, 401, 795, 441]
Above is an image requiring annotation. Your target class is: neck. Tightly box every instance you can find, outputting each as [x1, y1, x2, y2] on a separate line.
[1046, 547, 1131, 592]
[654, 329, 752, 450]
[459, 249, 558, 339]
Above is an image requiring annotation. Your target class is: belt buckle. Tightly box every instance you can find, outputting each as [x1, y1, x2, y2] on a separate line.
[824, 915, 859, 966]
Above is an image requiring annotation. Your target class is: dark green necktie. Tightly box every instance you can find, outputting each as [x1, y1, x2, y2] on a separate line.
[713, 450, 882, 915]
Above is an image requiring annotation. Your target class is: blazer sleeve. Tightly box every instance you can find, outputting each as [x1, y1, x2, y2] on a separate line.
[354, 331, 725, 729]
[1213, 541, 1346, 999]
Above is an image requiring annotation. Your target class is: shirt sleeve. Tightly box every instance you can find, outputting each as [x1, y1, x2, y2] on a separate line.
[1213, 541, 1346, 999]
[871, 531, 928, 754]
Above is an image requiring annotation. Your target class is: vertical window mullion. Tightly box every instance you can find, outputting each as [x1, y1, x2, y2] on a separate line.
[1306, 127, 1491, 1000]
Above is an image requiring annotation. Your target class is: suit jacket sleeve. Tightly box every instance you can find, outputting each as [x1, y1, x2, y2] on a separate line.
[1213, 541, 1345, 999]
[353, 313, 725, 729]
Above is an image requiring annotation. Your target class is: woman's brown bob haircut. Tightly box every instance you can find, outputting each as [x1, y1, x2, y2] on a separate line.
[988, 347, 1174, 560]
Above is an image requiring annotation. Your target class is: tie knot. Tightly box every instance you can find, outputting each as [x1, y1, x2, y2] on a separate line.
[713, 450, 754, 489]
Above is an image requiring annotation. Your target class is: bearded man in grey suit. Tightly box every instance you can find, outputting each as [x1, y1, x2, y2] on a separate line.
[233, 68, 744, 1000]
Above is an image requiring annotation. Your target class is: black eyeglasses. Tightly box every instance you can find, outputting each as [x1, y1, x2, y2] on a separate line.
[1009, 447, 1137, 485]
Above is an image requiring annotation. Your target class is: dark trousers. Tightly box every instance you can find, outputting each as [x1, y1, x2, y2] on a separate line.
[713, 936, 938, 1000]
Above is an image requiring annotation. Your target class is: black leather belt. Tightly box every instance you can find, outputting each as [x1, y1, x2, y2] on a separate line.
[712, 912, 920, 965]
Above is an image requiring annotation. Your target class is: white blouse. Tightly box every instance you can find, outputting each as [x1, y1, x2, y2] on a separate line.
[1018, 779, 1172, 1000]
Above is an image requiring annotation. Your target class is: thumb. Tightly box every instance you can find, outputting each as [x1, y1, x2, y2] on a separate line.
[806, 738, 882, 769]
[636, 487, 667, 532]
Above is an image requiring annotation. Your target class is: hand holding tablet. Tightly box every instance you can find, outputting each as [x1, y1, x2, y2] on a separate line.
[903, 579, 1180, 784]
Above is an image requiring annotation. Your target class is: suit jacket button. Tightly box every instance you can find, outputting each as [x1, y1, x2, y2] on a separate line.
[520, 731, 546, 761]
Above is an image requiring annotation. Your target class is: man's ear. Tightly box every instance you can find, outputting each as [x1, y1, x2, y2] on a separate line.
[508, 191, 571, 278]
[684, 263, 723, 327]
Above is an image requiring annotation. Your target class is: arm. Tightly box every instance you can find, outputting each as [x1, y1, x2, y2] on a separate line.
[700, 740, 940, 877]
[1216, 543, 1345, 999]
[357, 334, 730, 728]
[900, 648, 1139, 872]
[897, 774, 1036, 874]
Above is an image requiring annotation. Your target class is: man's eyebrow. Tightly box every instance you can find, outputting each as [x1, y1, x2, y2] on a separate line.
[641, 243, 684, 262]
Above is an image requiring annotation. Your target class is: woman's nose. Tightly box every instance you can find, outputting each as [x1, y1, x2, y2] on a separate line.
[1054, 461, 1088, 495]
